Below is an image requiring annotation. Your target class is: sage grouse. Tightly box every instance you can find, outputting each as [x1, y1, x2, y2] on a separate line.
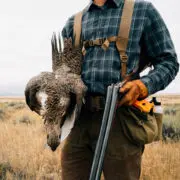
[25, 34, 87, 151]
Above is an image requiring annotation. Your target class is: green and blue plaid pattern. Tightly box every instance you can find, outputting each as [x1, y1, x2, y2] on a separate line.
[62, 0, 179, 95]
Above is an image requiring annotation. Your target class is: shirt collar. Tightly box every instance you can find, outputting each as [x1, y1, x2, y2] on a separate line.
[86, 0, 123, 12]
[113, 0, 123, 7]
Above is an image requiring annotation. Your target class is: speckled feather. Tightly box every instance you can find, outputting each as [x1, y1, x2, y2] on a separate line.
[24, 34, 87, 151]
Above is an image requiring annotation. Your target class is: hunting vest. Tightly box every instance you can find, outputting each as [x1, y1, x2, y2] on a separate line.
[73, 0, 135, 80]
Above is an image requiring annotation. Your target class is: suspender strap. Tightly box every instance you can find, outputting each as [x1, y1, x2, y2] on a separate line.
[73, 0, 135, 79]
[73, 11, 83, 47]
[116, 0, 135, 79]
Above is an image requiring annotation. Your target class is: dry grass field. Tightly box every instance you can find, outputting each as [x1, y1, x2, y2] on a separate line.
[0, 96, 180, 180]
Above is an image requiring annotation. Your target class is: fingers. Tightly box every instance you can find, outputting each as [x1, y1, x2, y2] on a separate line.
[119, 82, 132, 94]
[118, 82, 140, 106]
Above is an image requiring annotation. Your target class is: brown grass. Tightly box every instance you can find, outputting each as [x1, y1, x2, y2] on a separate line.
[0, 120, 62, 179]
[141, 142, 180, 180]
[0, 98, 180, 179]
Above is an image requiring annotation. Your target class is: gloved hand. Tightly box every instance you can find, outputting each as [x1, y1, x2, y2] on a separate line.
[118, 80, 148, 106]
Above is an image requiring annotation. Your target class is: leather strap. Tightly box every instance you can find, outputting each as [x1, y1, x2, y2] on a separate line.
[102, 36, 117, 50]
[73, 11, 83, 47]
[84, 95, 106, 112]
[73, 0, 135, 79]
[83, 36, 117, 48]
[82, 36, 118, 55]
[116, 0, 135, 79]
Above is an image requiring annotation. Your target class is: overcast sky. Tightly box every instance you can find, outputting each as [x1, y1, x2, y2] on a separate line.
[0, 0, 179, 96]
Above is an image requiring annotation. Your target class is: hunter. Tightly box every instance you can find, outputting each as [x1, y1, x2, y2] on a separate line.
[61, 0, 179, 179]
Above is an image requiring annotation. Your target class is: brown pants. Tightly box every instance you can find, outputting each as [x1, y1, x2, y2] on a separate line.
[61, 107, 144, 180]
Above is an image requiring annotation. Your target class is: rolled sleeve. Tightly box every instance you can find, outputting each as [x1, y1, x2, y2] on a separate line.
[140, 3, 179, 95]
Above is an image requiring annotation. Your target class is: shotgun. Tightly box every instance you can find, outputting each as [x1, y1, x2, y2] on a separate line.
[89, 69, 152, 180]
[89, 82, 125, 180]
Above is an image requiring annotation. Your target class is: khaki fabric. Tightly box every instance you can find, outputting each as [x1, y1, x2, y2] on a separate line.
[73, 11, 83, 47]
[154, 113, 163, 141]
[116, 0, 135, 79]
[119, 106, 159, 146]
[61, 106, 144, 180]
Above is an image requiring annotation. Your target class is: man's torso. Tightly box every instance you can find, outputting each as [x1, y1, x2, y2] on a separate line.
[81, 0, 148, 94]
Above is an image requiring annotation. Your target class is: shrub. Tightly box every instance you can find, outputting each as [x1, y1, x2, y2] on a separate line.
[0, 109, 5, 121]
[0, 162, 11, 180]
[162, 104, 180, 141]
[7, 102, 16, 107]
[16, 114, 32, 124]
[11, 109, 42, 125]
[7, 102, 26, 110]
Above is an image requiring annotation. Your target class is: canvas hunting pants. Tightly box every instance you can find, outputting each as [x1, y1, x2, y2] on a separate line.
[61, 106, 144, 180]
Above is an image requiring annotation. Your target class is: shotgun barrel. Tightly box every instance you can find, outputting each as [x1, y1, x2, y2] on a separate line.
[89, 83, 121, 180]
[89, 85, 113, 180]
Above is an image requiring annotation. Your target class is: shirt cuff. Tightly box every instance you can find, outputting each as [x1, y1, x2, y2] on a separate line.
[140, 76, 155, 96]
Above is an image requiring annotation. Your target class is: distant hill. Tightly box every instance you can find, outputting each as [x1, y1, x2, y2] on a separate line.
[0, 85, 24, 97]
[0, 93, 23, 96]
[155, 94, 180, 105]
[0, 92, 23, 97]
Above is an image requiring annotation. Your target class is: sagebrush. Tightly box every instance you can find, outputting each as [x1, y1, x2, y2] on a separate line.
[0, 98, 180, 179]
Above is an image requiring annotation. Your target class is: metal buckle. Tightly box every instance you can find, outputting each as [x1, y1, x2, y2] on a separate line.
[89, 40, 94, 46]
[99, 38, 105, 45]
[82, 46, 86, 56]
[102, 39, 110, 51]
[120, 54, 128, 63]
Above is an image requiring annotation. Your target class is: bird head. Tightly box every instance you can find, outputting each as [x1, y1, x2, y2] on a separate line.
[25, 73, 71, 151]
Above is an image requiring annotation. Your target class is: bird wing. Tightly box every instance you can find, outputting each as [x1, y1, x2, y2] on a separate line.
[60, 104, 77, 142]
[51, 33, 63, 72]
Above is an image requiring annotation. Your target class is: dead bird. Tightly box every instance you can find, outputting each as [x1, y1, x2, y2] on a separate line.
[25, 34, 87, 151]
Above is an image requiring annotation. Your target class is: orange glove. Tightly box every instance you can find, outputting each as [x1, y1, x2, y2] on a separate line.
[118, 80, 148, 106]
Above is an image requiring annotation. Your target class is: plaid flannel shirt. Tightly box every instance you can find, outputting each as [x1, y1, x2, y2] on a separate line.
[62, 0, 179, 95]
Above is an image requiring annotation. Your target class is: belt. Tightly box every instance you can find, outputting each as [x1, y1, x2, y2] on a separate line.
[84, 94, 106, 112]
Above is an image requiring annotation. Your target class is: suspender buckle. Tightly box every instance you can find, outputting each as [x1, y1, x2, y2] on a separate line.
[102, 39, 110, 50]
[99, 38, 105, 45]
[82, 46, 87, 56]
[89, 40, 94, 46]
[120, 54, 128, 63]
